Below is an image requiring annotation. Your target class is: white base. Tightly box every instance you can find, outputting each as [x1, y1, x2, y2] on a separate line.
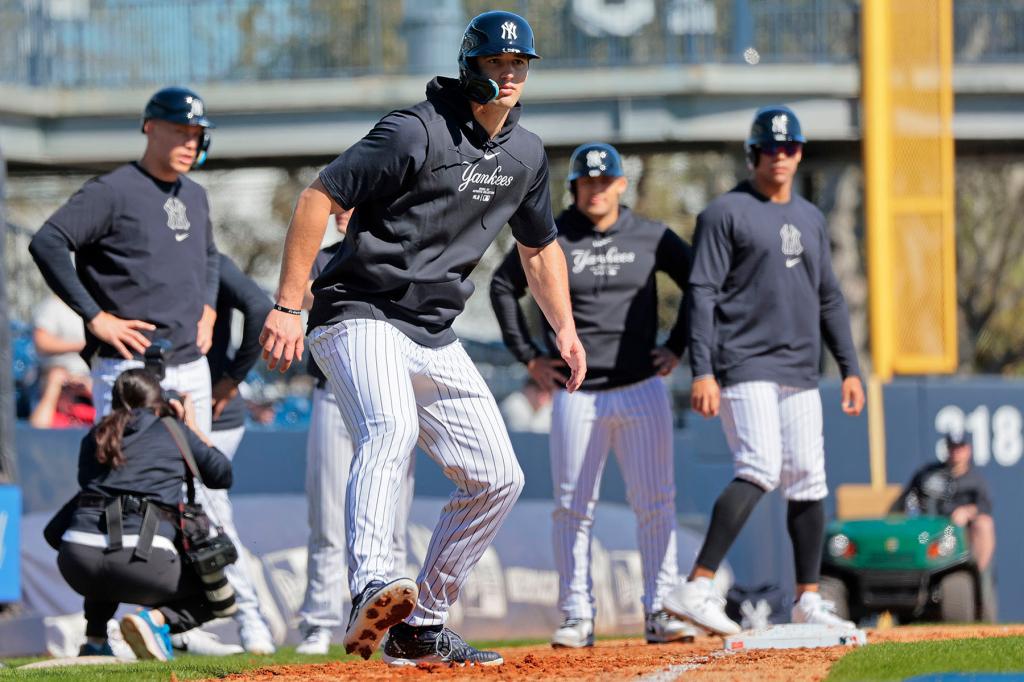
[18, 656, 134, 669]
[723, 623, 867, 651]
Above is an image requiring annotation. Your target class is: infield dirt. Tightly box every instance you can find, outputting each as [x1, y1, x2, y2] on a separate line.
[212, 624, 1024, 682]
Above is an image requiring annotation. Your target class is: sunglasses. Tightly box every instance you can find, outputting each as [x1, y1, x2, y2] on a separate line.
[757, 141, 803, 157]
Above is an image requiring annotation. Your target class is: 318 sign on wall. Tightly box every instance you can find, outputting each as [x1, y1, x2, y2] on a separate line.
[934, 404, 1024, 466]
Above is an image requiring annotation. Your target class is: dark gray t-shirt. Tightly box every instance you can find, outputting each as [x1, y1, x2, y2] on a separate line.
[491, 205, 691, 390]
[310, 77, 557, 348]
[30, 163, 219, 365]
[307, 242, 342, 387]
[688, 181, 860, 388]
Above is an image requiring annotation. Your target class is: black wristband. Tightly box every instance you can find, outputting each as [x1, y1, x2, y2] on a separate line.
[273, 303, 302, 316]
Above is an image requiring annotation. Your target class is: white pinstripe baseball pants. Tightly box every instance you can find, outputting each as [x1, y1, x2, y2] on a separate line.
[550, 375, 679, 619]
[309, 319, 524, 626]
[719, 381, 828, 500]
[298, 387, 416, 630]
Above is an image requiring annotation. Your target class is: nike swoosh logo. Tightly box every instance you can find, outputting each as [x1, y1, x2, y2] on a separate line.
[175, 233, 189, 242]
[786, 257, 801, 268]
[483, 150, 501, 160]
[592, 237, 613, 247]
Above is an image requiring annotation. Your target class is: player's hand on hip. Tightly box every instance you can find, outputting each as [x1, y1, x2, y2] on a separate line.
[841, 376, 865, 416]
[260, 308, 304, 372]
[196, 305, 217, 354]
[691, 375, 720, 418]
[86, 311, 156, 360]
[650, 346, 680, 376]
[527, 357, 569, 392]
[555, 329, 587, 393]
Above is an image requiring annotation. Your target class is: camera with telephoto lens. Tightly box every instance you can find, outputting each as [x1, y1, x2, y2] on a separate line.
[189, 533, 239, 617]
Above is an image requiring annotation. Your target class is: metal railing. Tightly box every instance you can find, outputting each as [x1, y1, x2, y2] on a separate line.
[0, 0, 1020, 89]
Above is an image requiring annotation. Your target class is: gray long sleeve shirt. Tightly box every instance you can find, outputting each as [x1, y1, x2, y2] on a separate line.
[688, 181, 860, 388]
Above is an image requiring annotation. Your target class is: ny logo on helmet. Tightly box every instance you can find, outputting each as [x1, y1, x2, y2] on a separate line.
[501, 21, 517, 40]
[771, 114, 789, 140]
[586, 150, 606, 169]
[186, 96, 204, 119]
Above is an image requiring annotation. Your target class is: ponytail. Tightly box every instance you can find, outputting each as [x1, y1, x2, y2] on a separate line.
[92, 368, 165, 469]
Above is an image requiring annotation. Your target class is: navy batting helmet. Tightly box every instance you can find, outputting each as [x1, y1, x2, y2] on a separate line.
[745, 105, 805, 167]
[567, 142, 624, 183]
[141, 86, 214, 168]
[458, 11, 540, 104]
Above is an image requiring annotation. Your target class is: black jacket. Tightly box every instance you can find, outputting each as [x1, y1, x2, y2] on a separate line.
[70, 409, 232, 538]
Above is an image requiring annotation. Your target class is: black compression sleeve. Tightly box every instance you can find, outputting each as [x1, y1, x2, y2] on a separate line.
[694, 478, 766, 573]
[489, 246, 542, 364]
[28, 223, 103, 322]
[787, 499, 825, 585]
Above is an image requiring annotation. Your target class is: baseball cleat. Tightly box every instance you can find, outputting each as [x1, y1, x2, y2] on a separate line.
[550, 618, 595, 648]
[663, 577, 741, 636]
[343, 578, 418, 659]
[791, 591, 855, 628]
[382, 623, 503, 666]
[645, 609, 701, 643]
[296, 625, 331, 655]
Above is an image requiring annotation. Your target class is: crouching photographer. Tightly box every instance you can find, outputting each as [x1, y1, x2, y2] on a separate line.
[51, 368, 234, 661]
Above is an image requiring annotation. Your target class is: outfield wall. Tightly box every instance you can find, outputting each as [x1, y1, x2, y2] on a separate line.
[6, 377, 1023, 655]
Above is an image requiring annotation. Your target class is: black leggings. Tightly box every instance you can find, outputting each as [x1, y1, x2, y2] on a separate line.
[58, 541, 215, 638]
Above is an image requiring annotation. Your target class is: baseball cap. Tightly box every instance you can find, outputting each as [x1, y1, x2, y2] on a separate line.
[945, 431, 970, 449]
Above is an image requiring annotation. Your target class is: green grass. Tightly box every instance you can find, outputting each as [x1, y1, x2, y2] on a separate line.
[827, 636, 1024, 681]
[0, 645, 357, 681]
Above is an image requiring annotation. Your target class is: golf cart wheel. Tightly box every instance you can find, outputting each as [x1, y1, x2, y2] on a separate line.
[938, 571, 977, 622]
[818, 576, 851, 620]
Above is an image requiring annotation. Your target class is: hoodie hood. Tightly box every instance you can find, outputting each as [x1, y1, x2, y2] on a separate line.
[426, 76, 522, 146]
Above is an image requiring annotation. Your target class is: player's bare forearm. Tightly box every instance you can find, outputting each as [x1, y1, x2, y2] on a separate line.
[261, 178, 342, 372]
[277, 179, 340, 308]
[517, 240, 574, 335]
[517, 240, 587, 391]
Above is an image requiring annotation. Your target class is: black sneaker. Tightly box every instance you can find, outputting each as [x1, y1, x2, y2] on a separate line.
[343, 577, 418, 660]
[382, 623, 504, 667]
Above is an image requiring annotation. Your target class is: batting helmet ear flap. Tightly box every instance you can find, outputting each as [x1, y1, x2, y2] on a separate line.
[745, 145, 760, 171]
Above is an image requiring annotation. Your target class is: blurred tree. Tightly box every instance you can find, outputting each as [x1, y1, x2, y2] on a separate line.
[955, 158, 1024, 374]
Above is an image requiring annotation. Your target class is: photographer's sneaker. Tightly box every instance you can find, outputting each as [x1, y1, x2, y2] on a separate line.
[120, 611, 174, 661]
[170, 628, 244, 656]
[343, 578, 418, 659]
[382, 623, 503, 666]
[550, 618, 594, 648]
[296, 626, 331, 655]
[663, 577, 741, 636]
[645, 610, 700, 643]
[791, 591, 855, 628]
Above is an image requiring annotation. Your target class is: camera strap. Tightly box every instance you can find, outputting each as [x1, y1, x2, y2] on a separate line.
[161, 417, 227, 529]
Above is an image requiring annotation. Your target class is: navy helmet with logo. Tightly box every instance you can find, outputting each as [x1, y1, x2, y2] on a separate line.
[567, 142, 624, 184]
[744, 105, 805, 166]
[141, 86, 214, 168]
[458, 11, 540, 104]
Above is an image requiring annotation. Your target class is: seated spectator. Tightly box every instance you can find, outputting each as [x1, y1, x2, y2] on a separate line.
[499, 377, 553, 434]
[30, 296, 94, 427]
[56, 369, 232, 660]
[892, 432, 995, 572]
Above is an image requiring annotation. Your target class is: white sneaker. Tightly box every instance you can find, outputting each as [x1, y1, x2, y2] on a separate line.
[239, 619, 276, 655]
[170, 629, 245, 656]
[296, 626, 332, 655]
[645, 610, 702, 643]
[791, 591, 855, 628]
[550, 618, 594, 648]
[663, 577, 741, 636]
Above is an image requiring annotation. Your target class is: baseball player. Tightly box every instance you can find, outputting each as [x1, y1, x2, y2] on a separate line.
[29, 86, 219, 435]
[663, 106, 865, 635]
[260, 11, 586, 667]
[491, 142, 694, 648]
[295, 211, 415, 655]
[181, 253, 277, 655]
